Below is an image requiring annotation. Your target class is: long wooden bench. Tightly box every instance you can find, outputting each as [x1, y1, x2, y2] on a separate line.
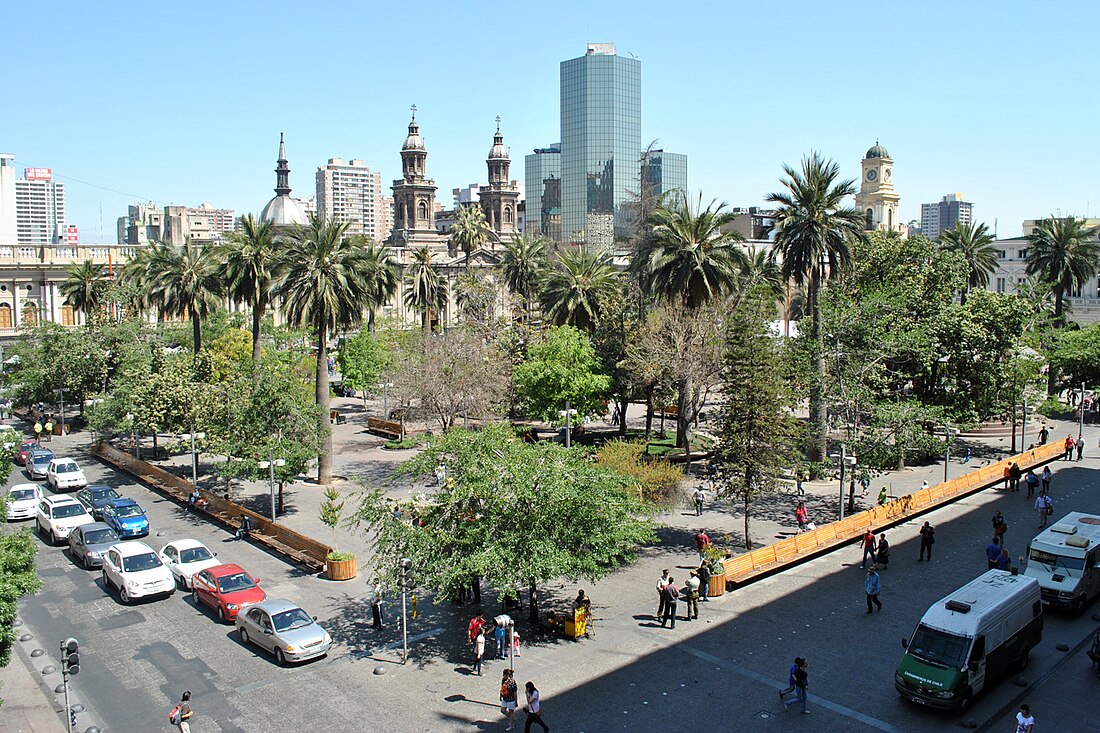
[366, 416, 403, 440]
[722, 441, 1066, 588]
[91, 442, 332, 572]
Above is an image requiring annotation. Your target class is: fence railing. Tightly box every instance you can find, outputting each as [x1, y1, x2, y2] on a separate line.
[721, 441, 1066, 586]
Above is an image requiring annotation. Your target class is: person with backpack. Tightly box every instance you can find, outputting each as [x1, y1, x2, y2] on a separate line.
[169, 691, 193, 732]
[1024, 469, 1039, 498]
[499, 669, 518, 731]
[918, 521, 936, 561]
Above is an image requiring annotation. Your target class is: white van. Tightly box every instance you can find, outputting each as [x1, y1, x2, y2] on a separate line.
[1024, 512, 1100, 612]
[896, 570, 1042, 712]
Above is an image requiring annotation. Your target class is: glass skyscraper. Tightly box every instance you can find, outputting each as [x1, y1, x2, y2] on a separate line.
[524, 144, 561, 242]
[641, 150, 688, 199]
[560, 43, 641, 248]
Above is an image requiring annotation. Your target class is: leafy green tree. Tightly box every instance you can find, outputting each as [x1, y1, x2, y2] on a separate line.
[9, 324, 109, 410]
[736, 245, 784, 306]
[220, 214, 278, 363]
[633, 191, 745, 448]
[714, 290, 801, 548]
[501, 235, 548, 320]
[132, 239, 226, 353]
[59, 260, 107, 319]
[938, 221, 997, 302]
[767, 152, 866, 461]
[1026, 217, 1100, 392]
[350, 424, 657, 622]
[450, 204, 492, 271]
[338, 330, 387, 410]
[403, 246, 447, 332]
[274, 214, 377, 484]
[514, 326, 611, 424]
[540, 248, 620, 331]
[1049, 323, 1100, 389]
[0, 482, 42, 676]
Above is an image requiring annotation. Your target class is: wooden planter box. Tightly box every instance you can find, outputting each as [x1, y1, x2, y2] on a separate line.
[325, 556, 358, 581]
[707, 570, 727, 597]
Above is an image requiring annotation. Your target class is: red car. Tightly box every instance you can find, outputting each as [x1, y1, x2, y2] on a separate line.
[15, 440, 39, 466]
[191, 563, 265, 623]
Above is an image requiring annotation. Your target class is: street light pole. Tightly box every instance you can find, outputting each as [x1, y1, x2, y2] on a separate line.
[838, 444, 847, 522]
[400, 558, 411, 664]
[57, 388, 66, 435]
[1080, 381, 1086, 440]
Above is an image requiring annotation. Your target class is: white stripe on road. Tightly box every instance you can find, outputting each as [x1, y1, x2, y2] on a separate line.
[379, 626, 445, 650]
[679, 644, 907, 733]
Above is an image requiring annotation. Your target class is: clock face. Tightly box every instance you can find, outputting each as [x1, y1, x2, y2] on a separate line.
[884, 168, 892, 180]
[866, 169, 878, 182]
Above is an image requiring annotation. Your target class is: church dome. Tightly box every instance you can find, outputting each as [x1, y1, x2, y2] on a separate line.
[488, 126, 508, 160]
[261, 195, 306, 227]
[403, 118, 424, 151]
[865, 143, 890, 159]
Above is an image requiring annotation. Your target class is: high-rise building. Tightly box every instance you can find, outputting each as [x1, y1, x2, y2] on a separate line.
[0, 154, 17, 244]
[560, 43, 641, 248]
[921, 193, 973, 240]
[15, 168, 65, 245]
[525, 144, 561, 242]
[316, 158, 386, 241]
[117, 202, 234, 245]
[641, 150, 688, 199]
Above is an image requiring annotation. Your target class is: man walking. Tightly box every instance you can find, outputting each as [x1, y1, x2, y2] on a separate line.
[656, 569, 670, 621]
[43, 418, 53, 441]
[660, 576, 679, 629]
[685, 571, 700, 620]
[859, 529, 877, 569]
[1041, 466, 1052, 494]
[1038, 425, 1049, 445]
[865, 566, 883, 613]
[782, 658, 810, 714]
[693, 486, 705, 516]
[918, 521, 936, 561]
[986, 536, 1002, 570]
[1076, 436, 1085, 461]
[1009, 462, 1022, 492]
[992, 510, 1007, 542]
[1035, 491, 1053, 528]
[370, 580, 384, 630]
[694, 531, 711, 563]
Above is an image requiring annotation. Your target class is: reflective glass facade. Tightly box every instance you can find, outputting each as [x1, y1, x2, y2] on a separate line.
[560, 46, 640, 248]
[641, 151, 688, 199]
[524, 145, 561, 241]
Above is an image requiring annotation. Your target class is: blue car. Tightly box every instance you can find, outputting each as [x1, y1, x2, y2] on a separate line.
[100, 497, 150, 538]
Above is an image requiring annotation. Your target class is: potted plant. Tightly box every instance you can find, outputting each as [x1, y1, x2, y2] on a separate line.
[320, 486, 357, 580]
[702, 544, 728, 597]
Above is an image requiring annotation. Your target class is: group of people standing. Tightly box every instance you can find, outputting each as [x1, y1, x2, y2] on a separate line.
[655, 562, 712, 629]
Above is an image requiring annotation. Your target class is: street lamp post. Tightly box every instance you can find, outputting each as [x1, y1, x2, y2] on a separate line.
[829, 445, 857, 521]
[400, 558, 411, 664]
[559, 402, 578, 448]
[186, 430, 206, 487]
[56, 388, 67, 435]
[1080, 381, 1086, 439]
[257, 453, 286, 522]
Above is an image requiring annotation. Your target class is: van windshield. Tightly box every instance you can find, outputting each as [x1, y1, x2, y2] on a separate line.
[1029, 548, 1084, 573]
[908, 624, 970, 669]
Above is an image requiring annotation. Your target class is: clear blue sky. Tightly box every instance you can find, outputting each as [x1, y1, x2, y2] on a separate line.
[3, 0, 1096, 241]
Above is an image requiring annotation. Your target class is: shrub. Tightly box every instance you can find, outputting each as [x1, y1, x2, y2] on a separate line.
[595, 439, 683, 504]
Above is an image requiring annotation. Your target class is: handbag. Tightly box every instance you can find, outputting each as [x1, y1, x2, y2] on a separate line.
[1046, 505, 1054, 516]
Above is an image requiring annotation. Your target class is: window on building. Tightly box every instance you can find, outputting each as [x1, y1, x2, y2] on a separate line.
[1019, 248, 1028, 260]
[865, 209, 873, 230]
[996, 277, 1006, 293]
[60, 305, 75, 326]
[417, 202, 428, 221]
[995, 250, 1006, 259]
[20, 302, 38, 326]
[504, 206, 513, 224]
[0, 304, 11, 329]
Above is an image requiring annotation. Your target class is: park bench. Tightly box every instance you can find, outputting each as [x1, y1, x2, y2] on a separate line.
[367, 417, 403, 440]
[657, 405, 679, 419]
[329, 409, 347, 425]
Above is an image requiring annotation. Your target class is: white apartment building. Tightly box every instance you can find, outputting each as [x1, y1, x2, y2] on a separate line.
[0, 155, 17, 244]
[920, 193, 973, 240]
[15, 170, 65, 246]
[316, 158, 386, 241]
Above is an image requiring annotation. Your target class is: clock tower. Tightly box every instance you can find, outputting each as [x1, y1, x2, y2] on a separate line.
[853, 141, 902, 234]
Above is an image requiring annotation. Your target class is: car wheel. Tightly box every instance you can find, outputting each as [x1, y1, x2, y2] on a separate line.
[240, 628, 250, 646]
[50, 530, 60, 546]
[958, 692, 972, 714]
[120, 586, 132, 604]
[101, 570, 110, 590]
[218, 606, 226, 623]
[275, 648, 286, 666]
[82, 552, 93, 570]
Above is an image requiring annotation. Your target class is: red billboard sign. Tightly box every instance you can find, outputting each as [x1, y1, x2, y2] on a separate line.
[24, 168, 52, 180]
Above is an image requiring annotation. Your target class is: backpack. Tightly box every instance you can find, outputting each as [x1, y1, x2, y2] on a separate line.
[169, 706, 182, 725]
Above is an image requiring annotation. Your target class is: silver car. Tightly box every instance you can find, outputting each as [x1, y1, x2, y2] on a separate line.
[235, 599, 332, 665]
[68, 522, 121, 569]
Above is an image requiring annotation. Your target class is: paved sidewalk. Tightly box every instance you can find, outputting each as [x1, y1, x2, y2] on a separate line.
[0, 644, 64, 733]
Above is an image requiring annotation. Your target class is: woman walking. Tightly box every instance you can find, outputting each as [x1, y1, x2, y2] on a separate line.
[523, 680, 550, 732]
[499, 669, 518, 731]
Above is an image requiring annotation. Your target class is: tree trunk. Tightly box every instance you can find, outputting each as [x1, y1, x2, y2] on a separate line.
[528, 581, 539, 624]
[367, 309, 376, 333]
[644, 384, 654, 438]
[316, 320, 333, 485]
[191, 306, 202, 354]
[1048, 288, 1064, 395]
[743, 468, 752, 550]
[676, 376, 692, 449]
[251, 295, 264, 364]
[808, 277, 827, 462]
[617, 390, 628, 437]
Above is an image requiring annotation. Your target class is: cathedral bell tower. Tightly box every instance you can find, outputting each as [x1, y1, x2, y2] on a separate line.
[478, 117, 520, 239]
[387, 105, 440, 246]
[853, 141, 901, 233]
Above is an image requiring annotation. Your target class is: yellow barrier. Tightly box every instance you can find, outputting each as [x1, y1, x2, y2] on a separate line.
[725, 441, 1066, 586]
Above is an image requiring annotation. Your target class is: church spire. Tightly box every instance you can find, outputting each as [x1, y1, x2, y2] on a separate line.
[274, 132, 291, 196]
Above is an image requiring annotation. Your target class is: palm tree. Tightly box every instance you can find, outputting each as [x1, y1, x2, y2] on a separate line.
[360, 239, 401, 331]
[59, 260, 107, 319]
[501, 235, 548, 320]
[403, 246, 447, 332]
[451, 204, 492, 271]
[939, 221, 997, 302]
[140, 239, 226, 353]
[737, 245, 784, 304]
[274, 214, 377, 484]
[539, 248, 619, 331]
[767, 152, 866, 462]
[1026, 216, 1100, 393]
[634, 191, 745, 448]
[220, 214, 278, 363]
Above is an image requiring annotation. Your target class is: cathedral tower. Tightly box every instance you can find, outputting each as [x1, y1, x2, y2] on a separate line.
[478, 118, 520, 239]
[388, 106, 441, 246]
[853, 142, 902, 234]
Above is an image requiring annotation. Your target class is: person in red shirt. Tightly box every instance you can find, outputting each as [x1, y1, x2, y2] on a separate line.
[694, 531, 711, 562]
[468, 610, 485, 646]
[1065, 435, 1076, 461]
[859, 529, 877, 569]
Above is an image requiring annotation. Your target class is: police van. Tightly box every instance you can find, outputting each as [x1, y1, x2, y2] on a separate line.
[895, 570, 1042, 712]
[1024, 512, 1100, 612]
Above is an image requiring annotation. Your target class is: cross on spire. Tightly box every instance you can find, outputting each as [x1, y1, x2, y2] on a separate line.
[410, 103, 417, 120]
[495, 115, 501, 132]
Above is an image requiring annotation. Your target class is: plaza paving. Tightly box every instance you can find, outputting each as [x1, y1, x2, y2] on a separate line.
[4, 401, 1100, 732]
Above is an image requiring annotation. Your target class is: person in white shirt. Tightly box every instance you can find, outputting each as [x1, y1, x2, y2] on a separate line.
[1035, 491, 1053, 528]
[1015, 703, 1035, 733]
[524, 681, 549, 732]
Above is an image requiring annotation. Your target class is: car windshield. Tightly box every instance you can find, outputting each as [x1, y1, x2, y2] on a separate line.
[53, 504, 88, 519]
[10, 489, 35, 500]
[115, 505, 143, 518]
[1029, 548, 1085, 573]
[32, 455, 52, 465]
[180, 547, 213, 564]
[55, 463, 78, 473]
[907, 624, 970, 669]
[272, 608, 314, 632]
[91, 489, 119, 501]
[84, 528, 119, 544]
[123, 553, 162, 572]
[216, 572, 256, 593]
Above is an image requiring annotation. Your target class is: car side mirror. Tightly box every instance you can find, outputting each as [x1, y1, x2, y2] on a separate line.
[254, 578, 262, 584]
[900, 637, 908, 650]
[263, 629, 272, 635]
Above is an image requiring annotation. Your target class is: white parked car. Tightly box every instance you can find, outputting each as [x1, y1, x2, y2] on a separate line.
[46, 458, 88, 491]
[159, 539, 221, 589]
[101, 541, 175, 604]
[6, 483, 42, 521]
[36, 495, 94, 545]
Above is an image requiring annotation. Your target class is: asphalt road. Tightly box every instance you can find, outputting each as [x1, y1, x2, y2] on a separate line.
[11, 435, 1100, 732]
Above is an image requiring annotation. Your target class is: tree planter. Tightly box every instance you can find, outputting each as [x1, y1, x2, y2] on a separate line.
[325, 555, 357, 581]
[707, 570, 727, 597]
